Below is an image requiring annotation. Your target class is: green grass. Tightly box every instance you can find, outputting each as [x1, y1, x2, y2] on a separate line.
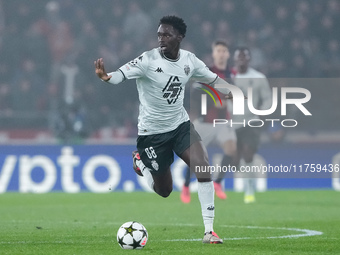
[0, 190, 339, 254]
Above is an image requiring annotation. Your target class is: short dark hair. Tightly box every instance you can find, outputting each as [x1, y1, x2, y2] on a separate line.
[159, 15, 187, 37]
[212, 40, 229, 49]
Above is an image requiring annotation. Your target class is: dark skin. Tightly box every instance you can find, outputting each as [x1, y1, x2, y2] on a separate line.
[234, 49, 251, 74]
[157, 24, 183, 59]
[94, 23, 211, 198]
[234, 49, 256, 163]
[94, 58, 111, 81]
[154, 24, 211, 197]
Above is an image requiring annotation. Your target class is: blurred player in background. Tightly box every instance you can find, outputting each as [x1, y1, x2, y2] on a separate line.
[181, 41, 237, 203]
[94, 16, 237, 244]
[231, 47, 272, 203]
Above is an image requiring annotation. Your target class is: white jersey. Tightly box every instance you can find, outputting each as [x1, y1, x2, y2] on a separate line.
[117, 48, 218, 135]
[231, 67, 272, 125]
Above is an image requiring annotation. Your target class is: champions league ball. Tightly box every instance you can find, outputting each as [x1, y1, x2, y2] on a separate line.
[116, 221, 148, 249]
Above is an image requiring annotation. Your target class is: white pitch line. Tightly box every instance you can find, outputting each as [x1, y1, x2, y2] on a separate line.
[164, 225, 323, 242]
[0, 223, 323, 244]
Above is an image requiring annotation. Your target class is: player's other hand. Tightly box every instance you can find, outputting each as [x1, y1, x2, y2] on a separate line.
[94, 58, 112, 81]
[225, 92, 233, 99]
[225, 92, 247, 99]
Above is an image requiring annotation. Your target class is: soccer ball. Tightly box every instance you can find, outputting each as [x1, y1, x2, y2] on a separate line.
[116, 221, 148, 249]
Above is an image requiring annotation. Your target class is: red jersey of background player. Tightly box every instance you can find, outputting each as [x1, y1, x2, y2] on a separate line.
[202, 65, 233, 123]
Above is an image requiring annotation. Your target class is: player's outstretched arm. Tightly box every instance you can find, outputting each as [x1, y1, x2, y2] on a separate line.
[94, 58, 112, 81]
[211, 77, 247, 100]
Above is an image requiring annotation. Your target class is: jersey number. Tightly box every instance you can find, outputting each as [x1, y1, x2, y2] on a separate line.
[145, 147, 157, 159]
[162, 76, 183, 104]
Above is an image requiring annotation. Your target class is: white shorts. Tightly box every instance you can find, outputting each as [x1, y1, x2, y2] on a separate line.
[193, 119, 236, 147]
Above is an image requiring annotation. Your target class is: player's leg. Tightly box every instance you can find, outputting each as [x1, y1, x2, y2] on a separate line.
[132, 150, 155, 191]
[133, 133, 174, 198]
[235, 127, 253, 203]
[237, 127, 260, 204]
[180, 166, 191, 203]
[134, 159, 173, 198]
[240, 143, 257, 203]
[173, 121, 222, 243]
[180, 120, 214, 203]
[213, 127, 237, 199]
[212, 141, 234, 199]
[133, 153, 173, 197]
[180, 141, 222, 243]
[184, 166, 191, 187]
[133, 156, 174, 198]
[152, 167, 173, 197]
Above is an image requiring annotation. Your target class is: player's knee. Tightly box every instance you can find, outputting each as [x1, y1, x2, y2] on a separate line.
[159, 188, 172, 198]
[156, 186, 173, 198]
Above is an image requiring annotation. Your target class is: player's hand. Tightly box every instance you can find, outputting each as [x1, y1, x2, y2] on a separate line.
[225, 92, 247, 99]
[94, 58, 112, 81]
[225, 92, 233, 99]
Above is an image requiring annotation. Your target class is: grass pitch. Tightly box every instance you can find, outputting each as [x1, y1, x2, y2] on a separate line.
[0, 190, 339, 255]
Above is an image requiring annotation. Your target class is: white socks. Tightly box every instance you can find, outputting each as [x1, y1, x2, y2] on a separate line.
[244, 178, 255, 196]
[136, 159, 155, 191]
[240, 159, 256, 196]
[198, 181, 215, 233]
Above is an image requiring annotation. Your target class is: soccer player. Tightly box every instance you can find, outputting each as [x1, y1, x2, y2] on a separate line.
[94, 16, 236, 244]
[231, 47, 272, 203]
[180, 41, 237, 203]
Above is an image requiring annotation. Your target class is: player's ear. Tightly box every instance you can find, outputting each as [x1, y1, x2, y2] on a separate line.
[177, 34, 183, 42]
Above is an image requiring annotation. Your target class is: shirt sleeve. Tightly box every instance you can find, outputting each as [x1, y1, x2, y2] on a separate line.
[118, 53, 149, 80]
[104, 70, 125, 85]
[190, 54, 218, 84]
